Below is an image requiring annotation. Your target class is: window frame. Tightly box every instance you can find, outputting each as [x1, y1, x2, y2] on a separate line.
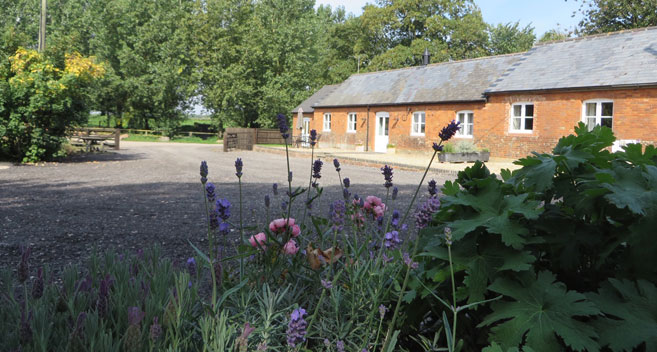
[581, 99, 613, 131]
[323, 112, 332, 132]
[410, 111, 426, 136]
[347, 112, 357, 133]
[455, 110, 474, 138]
[509, 102, 535, 134]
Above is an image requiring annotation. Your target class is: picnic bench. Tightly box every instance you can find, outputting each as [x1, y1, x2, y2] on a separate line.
[69, 128, 120, 151]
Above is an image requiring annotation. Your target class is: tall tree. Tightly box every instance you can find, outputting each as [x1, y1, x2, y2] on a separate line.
[538, 29, 570, 43]
[571, 0, 657, 34]
[487, 22, 536, 55]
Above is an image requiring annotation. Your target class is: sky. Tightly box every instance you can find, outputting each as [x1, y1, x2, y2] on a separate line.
[314, 0, 583, 36]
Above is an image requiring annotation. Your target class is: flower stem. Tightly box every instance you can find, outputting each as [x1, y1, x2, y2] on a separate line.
[400, 148, 438, 225]
[448, 243, 457, 349]
[301, 145, 315, 227]
[238, 177, 244, 281]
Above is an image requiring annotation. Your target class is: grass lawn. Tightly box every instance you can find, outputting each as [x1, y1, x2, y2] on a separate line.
[123, 134, 220, 144]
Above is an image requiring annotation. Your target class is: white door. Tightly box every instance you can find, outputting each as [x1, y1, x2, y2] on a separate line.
[301, 118, 310, 146]
[375, 112, 389, 153]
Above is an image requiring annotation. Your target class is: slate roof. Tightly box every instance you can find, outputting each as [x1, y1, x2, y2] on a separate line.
[291, 84, 339, 113]
[487, 26, 657, 93]
[315, 54, 522, 108]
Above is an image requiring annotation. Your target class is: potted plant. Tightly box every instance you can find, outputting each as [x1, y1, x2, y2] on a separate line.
[438, 140, 490, 163]
[387, 143, 396, 154]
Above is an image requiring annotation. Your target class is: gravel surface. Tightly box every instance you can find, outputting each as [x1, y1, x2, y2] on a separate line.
[0, 142, 453, 271]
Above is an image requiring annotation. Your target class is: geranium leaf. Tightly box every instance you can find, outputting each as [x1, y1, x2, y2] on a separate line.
[588, 279, 657, 351]
[479, 271, 600, 352]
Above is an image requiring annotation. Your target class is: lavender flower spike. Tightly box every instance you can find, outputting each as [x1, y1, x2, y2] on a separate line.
[216, 198, 231, 221]
[310, 129, 317, 146]
[333, 158, 341, 172]
[381, 165, 393, 188]
[205, 182, 216, 203]
[428, 179, 438, 196]
[264, 194, 270, 208]
[286, 308, 308, 347]
[272, 183, 278, 195]
[392, 186, 398, 200]
[415, 197, 441, 229]
[432, 142, 443, 152]
[343, 177, 350, 188]
[200, 161, 208, 184]
[277, 113, 290, 139]
[439, 120, 461, 142]
[234, 158, 243, 178]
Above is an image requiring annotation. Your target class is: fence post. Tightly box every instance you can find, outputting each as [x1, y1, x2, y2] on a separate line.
[114, 128, 120, 150]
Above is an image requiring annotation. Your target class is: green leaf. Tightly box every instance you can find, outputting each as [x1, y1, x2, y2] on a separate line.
[599, 164, 657, 216]
[512, 154, 557, 192]
[443, 178, 541, 248]
[479, 271, 600, 352]
[588, 279, 657, 351]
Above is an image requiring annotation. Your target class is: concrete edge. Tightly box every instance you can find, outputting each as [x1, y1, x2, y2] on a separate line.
[253, 145, 460, 176]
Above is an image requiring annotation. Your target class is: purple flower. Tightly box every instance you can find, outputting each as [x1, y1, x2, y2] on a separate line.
[209, 210, 219, 229]
[77, 275, 93, 292]
[264, 194, 270, 208]
[343, 177, 350, 188]
[333, 158, 341, 172]
[17, 246, 30, 283]
[205, 182, 216, 203]
[337, 340, 345, 352]
[288, 171, 293, 183]
[312, 159, 323, 179]
[330, 200, 346, 231]
[200, 161, 208, 184]
[428, 179, 437, 196]
[32, 267, 44, 299]
[286, 307, 308, 347]
[321, 279, 333, 289]
[439, 120, 461, 142]
[381, 165, 393, 188]
[310, 129, 317, 146]
[234, 158, 243, 178]
[150, 317, 162, 342]
[432, 142, 444, 152]
[281, 200, 288, 211]
[384, 231, 402, 249]
[219, 222, 230, 235]
[272, 183, 279, 195]
[128, 306, 145, 326]
[392, 186, 398, 200]
[343, 188, 351, 200]
[216, 199, 231, 221]
[391, 210, 400, 228]
[277, 114, 290, 139]
[403, 253, 419, 269]
[186, 257, 196, 276]
[415, 197, 441, 229]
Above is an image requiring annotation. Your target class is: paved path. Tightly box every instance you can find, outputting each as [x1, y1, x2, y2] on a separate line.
[0, 142, 453, 270]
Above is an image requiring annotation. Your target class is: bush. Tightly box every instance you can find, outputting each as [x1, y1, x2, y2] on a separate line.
[452, 140, 478, 153]
[0, 48, 104, 162]
[414, 123, 657, 351]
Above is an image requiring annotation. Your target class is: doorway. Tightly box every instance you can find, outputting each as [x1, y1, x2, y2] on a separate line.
[375, 112, 389, 153]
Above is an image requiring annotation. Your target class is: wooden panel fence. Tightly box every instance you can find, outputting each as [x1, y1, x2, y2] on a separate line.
[223, 128, 290, 151]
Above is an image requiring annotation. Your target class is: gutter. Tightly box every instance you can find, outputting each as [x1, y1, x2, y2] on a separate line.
[314, 99, 487, 109]
[484, 83, 657, 96]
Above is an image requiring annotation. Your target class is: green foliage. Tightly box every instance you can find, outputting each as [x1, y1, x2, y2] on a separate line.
[416, 123, 657, 350]
[487, 22, 535, 55]
[453, 140, 479, 153]
[574, 0, 657, 34]
[538, 29, 570, 43]
[0, 48, 103, 162]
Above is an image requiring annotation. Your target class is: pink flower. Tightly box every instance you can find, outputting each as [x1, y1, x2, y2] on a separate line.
[249, 232, 267, 249]
[373, 205, 385, 218]
[291, 224, 301, 237]
[283, 240, 299, 255]
[269, 218, 297, 233]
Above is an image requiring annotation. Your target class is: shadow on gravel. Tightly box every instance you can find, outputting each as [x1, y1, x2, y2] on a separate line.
[61, 151, 145, 163]
[1, 180, 425, 272]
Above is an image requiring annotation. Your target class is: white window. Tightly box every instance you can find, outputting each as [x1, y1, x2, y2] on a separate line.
[456, 111, 474, 137]
[323, 113, 331, 131]
[347, 113, 357, 132]
[411, 111, 425, 136]
[510, 103, 534, 133]
[582, 100, 613, 131]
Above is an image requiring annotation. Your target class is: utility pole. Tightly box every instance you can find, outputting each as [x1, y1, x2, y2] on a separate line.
[38, 0, 46, 52]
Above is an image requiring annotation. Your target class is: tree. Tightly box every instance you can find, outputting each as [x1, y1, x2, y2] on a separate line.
[571, 0, 657, 34]
[538, 29, 570, 43]
[487, 22, 536, 55]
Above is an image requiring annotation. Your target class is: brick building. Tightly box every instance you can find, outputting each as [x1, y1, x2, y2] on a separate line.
[292, 27, 657, 158]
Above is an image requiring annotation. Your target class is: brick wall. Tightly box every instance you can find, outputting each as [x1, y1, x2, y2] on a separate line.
[292, 87, 657, 158]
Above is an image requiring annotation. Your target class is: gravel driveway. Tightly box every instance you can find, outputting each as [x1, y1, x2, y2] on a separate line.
[0, 142, 452, 271]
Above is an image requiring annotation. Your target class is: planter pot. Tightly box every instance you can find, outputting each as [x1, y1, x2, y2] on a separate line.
[438, 151, 490, 163]
[355, 145, 365, 152]
[387, 147, 396, 154]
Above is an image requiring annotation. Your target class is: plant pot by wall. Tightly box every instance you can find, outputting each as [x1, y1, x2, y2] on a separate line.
[438, 151, 490, 163]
